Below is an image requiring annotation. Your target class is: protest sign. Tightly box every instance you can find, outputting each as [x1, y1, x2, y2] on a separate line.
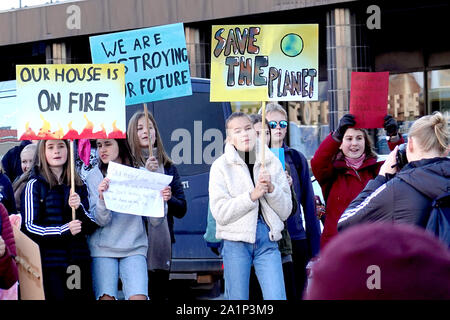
[16, 64, 126, 140]
[210, 24, 318, 102]
[13, 226, 45, 300]
[349, 71, 389, 129]
[90, 22, 192, 105]
[103, 161, 173, 217]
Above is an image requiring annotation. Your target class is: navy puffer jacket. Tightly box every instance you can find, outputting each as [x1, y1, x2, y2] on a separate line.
[20, 167, 98, 268]
[338, 157, 450, 231]
[165, 164, 187, 243]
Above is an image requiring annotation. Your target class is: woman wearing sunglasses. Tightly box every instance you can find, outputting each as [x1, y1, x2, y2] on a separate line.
[261, 103, 321, 299]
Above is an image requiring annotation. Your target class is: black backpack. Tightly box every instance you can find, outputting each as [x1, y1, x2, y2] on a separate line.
[425, 192, 450, 248]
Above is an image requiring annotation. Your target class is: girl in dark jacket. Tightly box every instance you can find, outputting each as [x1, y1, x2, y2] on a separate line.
[311, 114, 403, 248]
[21, 139, 98, 300]
[338, 112, 449, 233]
[127, 111, 187, 301]
[263, 103, 320, 299]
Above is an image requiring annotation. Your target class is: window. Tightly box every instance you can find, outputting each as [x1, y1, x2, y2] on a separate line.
[428, 69, 450, 121]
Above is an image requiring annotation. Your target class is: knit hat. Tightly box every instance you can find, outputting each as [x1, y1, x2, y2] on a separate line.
[305, 223, 450, 300]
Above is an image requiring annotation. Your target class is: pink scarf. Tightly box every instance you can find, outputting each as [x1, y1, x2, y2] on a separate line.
[345, 153, 366, 170]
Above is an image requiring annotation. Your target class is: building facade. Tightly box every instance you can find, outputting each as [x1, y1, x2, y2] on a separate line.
[0, 0, 449, 159]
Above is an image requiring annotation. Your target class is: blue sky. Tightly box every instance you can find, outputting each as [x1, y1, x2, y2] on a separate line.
[0, 0, 68, 11]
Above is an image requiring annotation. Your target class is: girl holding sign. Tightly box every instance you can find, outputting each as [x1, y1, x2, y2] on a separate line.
[85, 138, 149, 300]
[21, 139, 98, 300]
[209, 112, 291, 300]
[127, 110, 186, 301]
[311, 114, 403, 249]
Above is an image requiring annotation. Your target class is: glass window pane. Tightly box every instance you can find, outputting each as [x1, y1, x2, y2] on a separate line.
[376, 72, 425, 154]
[388, 72, 425, 122]
[428, 69, 450, 121]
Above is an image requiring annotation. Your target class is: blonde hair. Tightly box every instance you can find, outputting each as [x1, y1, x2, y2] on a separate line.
[20, 143, 37, 159]
[127, 111, 172, 167]
[258, 102, 288, 119]
[408, 112, 449, 154]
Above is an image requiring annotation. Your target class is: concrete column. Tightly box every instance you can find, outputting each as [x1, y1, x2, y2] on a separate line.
[326, 8, 370, 131]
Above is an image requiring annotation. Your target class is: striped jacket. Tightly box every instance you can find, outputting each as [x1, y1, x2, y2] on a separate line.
[20, 169, 98, 268]
[338, 157, 450, 232]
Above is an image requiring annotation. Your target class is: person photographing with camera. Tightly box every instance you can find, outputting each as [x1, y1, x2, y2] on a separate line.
[338, 112, 449, 233]
[311, 113, 404, 248]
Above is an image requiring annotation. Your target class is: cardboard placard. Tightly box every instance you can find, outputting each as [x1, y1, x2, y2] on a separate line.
[12, 226, 45, 300]
[90, 22, 192, 105]
[16, 64, 126, 140]
[210, 24, 318, 102]
[349, 71, 389, 129]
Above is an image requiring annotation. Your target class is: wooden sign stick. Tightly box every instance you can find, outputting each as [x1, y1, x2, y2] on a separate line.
[69, 139, 76, 221]
[260, 101, 267, 168]
[143, 103, 153, 158]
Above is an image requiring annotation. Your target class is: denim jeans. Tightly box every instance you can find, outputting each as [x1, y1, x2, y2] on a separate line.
[92, 255, 148, 300]
[222, 218, 286, 300]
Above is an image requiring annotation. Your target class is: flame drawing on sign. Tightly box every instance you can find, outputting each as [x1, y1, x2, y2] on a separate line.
[20, 114, 125, 140]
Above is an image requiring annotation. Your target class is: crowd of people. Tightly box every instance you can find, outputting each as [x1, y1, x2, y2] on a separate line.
[0, 106, 449, 300]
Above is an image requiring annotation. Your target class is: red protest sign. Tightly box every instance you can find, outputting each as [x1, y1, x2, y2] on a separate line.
[349, 72, 389, 129]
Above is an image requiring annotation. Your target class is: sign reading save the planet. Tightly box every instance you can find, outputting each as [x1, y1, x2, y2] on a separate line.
[210, 24, 318, 102]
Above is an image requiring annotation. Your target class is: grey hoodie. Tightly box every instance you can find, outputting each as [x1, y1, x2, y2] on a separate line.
[86, 166, 148, 258]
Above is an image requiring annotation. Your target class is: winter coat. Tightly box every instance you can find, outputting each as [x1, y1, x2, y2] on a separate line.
[164, 163, 187, 243]
[1, 140, 32, 183]
[338, 157, 450, 231]
[20, 167, 98, 268]
[0, 173, 17, 215]
[85, 166, 148, 258]
[284, 144, 321, 257]
[209, 143, 292, 243]
[311, 133, 384, 248]
[0, 203, 18, 289]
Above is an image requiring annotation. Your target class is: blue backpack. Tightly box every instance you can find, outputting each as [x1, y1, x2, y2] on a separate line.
[425, 192, 450, 248]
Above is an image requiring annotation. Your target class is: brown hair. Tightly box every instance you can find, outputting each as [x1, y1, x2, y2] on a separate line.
[408, 112, 449, 154]
[339, 128, 377, 159]
[225, 112, 252, 132]
[33, 140, 83, 188]
[127, 111, 172, 167]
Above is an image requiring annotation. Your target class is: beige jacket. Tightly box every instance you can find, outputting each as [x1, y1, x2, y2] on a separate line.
[209, 142, 292, 243]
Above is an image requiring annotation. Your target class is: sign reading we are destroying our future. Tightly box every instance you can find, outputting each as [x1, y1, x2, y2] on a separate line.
[90, 22, 192, 105]
[16, 64, 125, 140]
[210, 24, 318, 102]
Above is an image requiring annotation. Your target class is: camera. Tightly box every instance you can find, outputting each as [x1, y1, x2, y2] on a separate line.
[396, 143, 408, 169]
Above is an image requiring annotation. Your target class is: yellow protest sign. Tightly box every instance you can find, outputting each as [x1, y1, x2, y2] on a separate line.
[210, 24, 318, 102]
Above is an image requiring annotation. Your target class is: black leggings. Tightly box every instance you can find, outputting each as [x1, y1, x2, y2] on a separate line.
[42, 263, 94, 301]
[291, 239, 311, 299]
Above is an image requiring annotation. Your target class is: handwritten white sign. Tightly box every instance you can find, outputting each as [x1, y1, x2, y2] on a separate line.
[103, 161, 173, 217]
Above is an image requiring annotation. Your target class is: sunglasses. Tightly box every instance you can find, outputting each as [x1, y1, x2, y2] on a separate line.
[268, 120, 288, 129]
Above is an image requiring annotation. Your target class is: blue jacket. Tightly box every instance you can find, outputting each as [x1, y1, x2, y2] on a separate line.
[164, 163, 187, 243]
[20, 167, 98, 268]
[283, 144, 321, 257]
[0, 173, 17, 215]
[2, 140, 32, 183]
